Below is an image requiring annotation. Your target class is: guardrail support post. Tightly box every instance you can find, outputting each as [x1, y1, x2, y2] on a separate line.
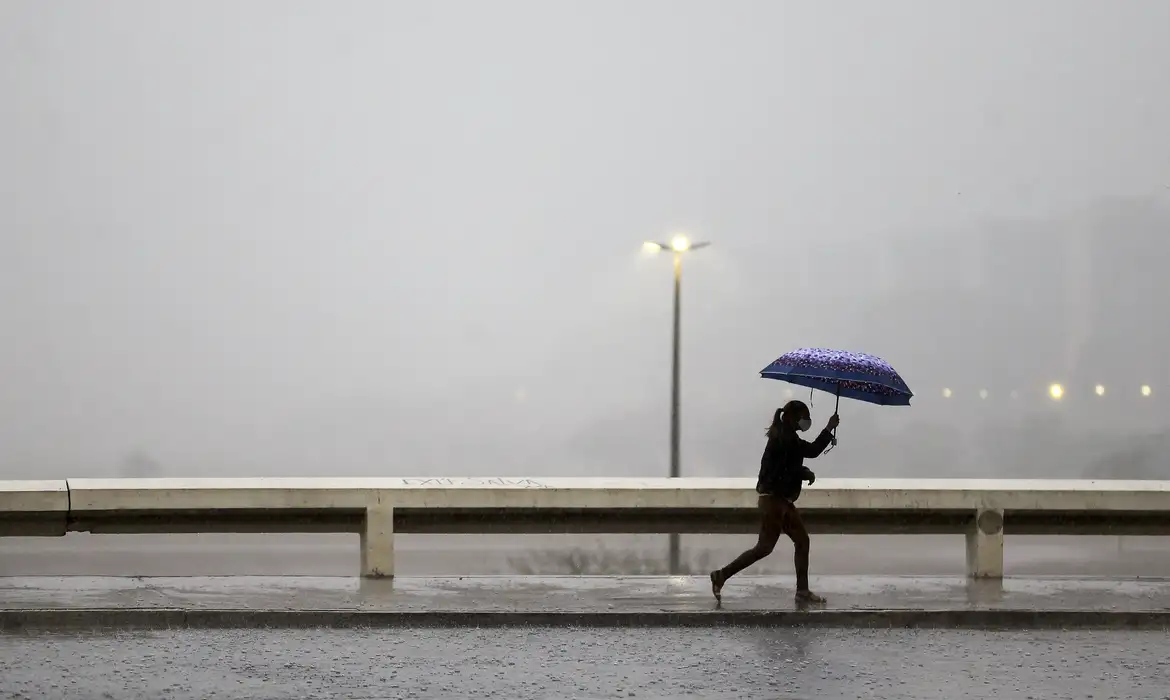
[966, 508, 1004, 578]
[361, 506, 394, 578]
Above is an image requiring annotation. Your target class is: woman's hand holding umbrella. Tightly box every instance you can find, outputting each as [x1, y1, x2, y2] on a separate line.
[825, 412, 841, 448]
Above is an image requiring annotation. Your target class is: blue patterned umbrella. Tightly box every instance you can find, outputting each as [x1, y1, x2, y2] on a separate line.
[760, 348, 913, 408]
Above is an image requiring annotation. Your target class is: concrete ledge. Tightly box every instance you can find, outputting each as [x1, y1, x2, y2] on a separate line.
[60, 476, 1170, 513]
[0, 481, 69, 537]
[4, 607, 1170, 631]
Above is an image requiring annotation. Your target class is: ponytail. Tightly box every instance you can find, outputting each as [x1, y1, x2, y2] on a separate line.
[765, 407, 785, 439]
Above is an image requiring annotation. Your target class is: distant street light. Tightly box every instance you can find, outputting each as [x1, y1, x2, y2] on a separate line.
[1048, 383, 1065, 401]
[643, 234, 711, 575]
[1095, 384, 1106, 397]
[1142, 385, 1153, 397]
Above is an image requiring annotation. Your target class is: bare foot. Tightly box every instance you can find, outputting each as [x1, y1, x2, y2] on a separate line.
[709, 571, 724, 603]
[795, 589, 826, 605]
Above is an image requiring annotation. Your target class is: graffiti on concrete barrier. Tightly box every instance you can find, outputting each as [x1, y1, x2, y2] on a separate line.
[400, 477, 547, 489]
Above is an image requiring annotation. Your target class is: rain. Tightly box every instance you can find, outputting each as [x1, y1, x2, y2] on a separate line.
[2, 1, 1169, 697]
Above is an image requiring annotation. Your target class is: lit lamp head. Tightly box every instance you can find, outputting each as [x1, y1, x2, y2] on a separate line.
[1048, 383, 1064, 400]
[642, 235, 710, 255]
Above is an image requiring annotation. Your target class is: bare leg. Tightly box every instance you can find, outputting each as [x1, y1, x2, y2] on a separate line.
[783, 505, 825, 603]
[710, 496, 783, 601]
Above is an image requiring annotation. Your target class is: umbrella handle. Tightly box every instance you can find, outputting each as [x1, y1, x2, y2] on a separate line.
[831, 386, 840, 446]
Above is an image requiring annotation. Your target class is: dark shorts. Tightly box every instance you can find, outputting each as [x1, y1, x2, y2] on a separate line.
[758, 493, 802, 533]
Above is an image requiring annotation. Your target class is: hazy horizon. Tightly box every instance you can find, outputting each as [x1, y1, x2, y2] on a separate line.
[2, 1, 1167, 481]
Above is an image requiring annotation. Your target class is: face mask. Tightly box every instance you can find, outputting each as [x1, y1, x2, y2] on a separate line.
[797, 417, 812, 432]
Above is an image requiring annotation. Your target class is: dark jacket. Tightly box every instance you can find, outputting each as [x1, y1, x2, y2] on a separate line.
[756, 426, 835, 501]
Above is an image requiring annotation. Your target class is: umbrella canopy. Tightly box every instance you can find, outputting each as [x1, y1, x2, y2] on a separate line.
[760, 347, 913, 407]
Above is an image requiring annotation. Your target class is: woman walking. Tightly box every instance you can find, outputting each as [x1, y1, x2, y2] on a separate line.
[709, 400, 839, 604]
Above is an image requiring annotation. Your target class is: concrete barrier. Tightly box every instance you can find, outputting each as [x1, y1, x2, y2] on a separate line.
[6, 477, 1170, 579]
[0, 480, 69, 537]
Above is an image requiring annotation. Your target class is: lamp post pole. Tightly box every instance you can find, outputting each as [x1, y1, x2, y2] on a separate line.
[643, 235, 710, 575]
[669, 251, 682, 575]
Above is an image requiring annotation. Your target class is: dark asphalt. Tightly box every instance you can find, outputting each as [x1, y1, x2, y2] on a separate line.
[4, 627, 1170, 699]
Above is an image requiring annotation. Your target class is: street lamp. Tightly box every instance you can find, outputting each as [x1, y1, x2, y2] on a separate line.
[643, 234, 711, 575]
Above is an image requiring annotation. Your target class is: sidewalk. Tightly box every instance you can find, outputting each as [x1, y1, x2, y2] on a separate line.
[4, 575, 1170, 630]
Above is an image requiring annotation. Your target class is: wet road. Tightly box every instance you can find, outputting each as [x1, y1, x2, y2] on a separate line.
[8, 574, 1170, 620]
[4, 627, 1170, 699]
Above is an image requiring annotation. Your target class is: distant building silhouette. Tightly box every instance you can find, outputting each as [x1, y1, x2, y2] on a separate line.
[120, 450, 162, 478]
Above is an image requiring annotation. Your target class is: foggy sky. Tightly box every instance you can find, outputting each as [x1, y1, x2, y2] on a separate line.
[2, 1, 1168, 479]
